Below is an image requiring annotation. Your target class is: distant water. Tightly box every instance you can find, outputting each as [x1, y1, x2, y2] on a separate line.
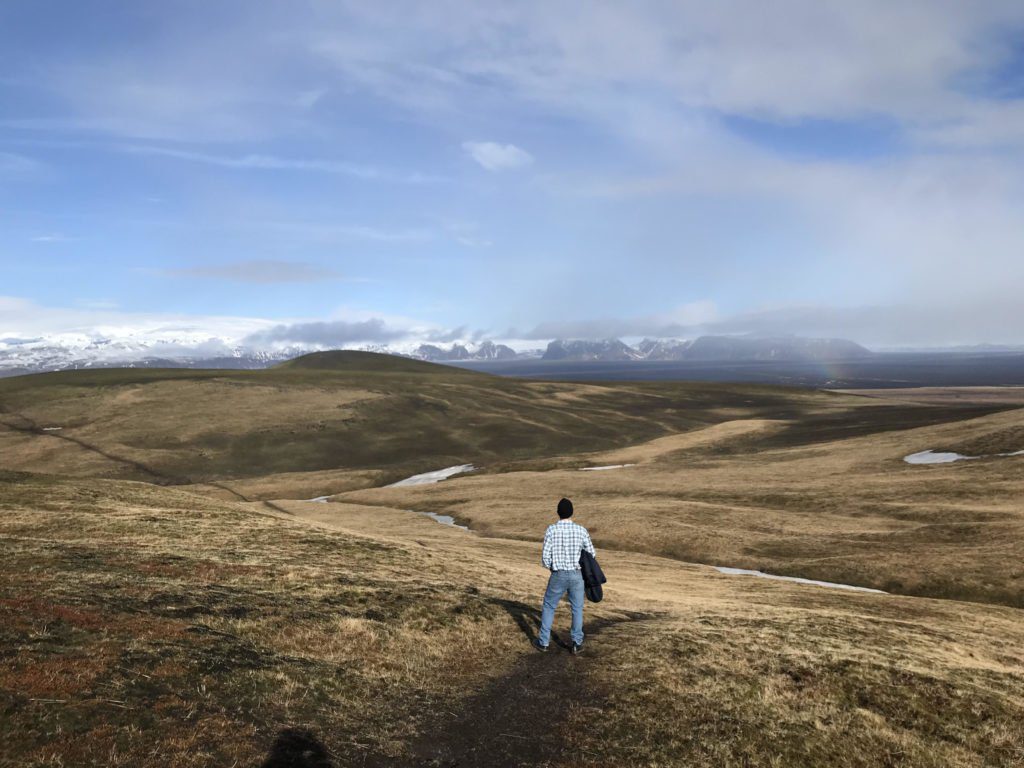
[452, 353, 1024, 388]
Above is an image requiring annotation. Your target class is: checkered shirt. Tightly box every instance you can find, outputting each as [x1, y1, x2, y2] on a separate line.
[541, 519, 595, 571]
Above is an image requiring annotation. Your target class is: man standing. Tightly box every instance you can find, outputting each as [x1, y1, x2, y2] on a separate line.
[535, 498, 595, 654]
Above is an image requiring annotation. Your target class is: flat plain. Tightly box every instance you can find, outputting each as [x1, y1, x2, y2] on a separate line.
[2, 353, 1023, 767]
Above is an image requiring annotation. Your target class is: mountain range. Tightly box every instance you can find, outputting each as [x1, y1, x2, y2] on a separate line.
[538, 336, 873, 363]
[0, 331, 875, 377]
[413, 340, 520, 362]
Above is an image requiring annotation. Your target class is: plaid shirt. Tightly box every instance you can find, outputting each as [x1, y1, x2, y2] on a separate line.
[542, 519, 595, 571]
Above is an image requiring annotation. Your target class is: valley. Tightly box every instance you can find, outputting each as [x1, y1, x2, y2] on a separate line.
[2, 352, 1023, 766]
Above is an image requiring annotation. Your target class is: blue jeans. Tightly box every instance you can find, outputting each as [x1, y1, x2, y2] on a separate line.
[538, 569, 585, 647]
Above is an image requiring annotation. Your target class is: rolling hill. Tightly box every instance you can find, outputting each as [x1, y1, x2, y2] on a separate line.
[2, 350, 976, 496]
[2, 357, 1024, 765]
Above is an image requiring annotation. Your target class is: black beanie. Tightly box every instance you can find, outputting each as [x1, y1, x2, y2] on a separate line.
[557, 498, 574, 519]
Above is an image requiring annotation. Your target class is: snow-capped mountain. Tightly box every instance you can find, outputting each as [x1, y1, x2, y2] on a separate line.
[411, 340, 519, 362]
[0, 333, 302, 377]
[541, 336, 873, 362]
[542, 338, 643, 361]
[0, 329, 874, 378]
[0, 331, 533, 377]
[636, 338, 693, 360]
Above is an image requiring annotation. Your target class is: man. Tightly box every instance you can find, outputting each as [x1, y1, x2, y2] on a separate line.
[535, 497, 595, 654]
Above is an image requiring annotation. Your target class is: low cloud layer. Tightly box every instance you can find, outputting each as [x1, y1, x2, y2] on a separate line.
[242, 318, 409, 347]
[525, 299, 1024, 348]
[125, 145, 443, 184]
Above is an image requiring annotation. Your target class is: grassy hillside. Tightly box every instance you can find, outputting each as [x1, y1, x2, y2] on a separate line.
[274, 348, 483, 374]
[0, 353, 1002, 498]
[3, 366, 1024, 765]
[2, 473, 1023, 766]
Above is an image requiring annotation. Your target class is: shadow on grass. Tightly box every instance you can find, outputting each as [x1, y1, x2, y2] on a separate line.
[260, 728, 334, 768]
[489, 596, 581, 650]
[490, 597, 541, 643]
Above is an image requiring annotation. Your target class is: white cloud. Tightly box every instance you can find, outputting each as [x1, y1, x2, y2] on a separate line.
[524, 301, 720, 340]
[124, 145, 443, 184]
[166, 260, 343, 284]
[31, 233, 74, 243]
[0, 297, 475, 356]
[523, 297, 1024, 347]
[308, 3, 1024, 137]
[0, 295, 275, 346]
[294, 87, 328, 109]
[462, 141, 533, 171]
[243, 318, 407, 346]
[0, 151, 41, 177]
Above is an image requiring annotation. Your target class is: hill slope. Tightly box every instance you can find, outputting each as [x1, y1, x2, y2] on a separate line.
[2, 473, 1022, 766]
[0, 361, 949, 492]
[0, 358, 1004, 497]
[275, 349, 483, 374]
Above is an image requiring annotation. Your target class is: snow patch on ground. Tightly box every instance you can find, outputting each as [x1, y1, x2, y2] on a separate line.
[714, 566, 885, 593]
[42, 427, 63, 431]
[579, 464, 636, 471]
[904, 449, 1024, 464]
[305, 496, 331, 503]
[387, 464, 475, 487]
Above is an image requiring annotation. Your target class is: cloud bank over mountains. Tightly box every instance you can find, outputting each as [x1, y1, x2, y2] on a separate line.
[3, 291, 1023, 377]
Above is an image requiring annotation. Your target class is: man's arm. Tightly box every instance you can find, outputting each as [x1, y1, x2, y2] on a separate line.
[541, 528, 553, 569]
[582, 529, 596, 557]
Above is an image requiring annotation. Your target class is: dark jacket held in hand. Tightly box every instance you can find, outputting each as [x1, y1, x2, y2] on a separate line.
[579, 549, 607, 602]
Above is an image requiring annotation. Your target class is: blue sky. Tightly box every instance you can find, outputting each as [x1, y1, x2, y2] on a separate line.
[3, 1, 1024, 349]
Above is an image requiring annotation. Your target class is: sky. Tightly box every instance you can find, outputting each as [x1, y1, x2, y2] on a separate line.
[3, 0, 1024, 351]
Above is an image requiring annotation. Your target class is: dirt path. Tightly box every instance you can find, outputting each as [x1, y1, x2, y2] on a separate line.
[402, 610, 655, 768]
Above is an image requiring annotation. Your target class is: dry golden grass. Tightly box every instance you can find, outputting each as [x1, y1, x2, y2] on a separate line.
[0, 474, 536, 766]
[287, 496, 1024, 766]
[2, 361, 992, 488]
[3, 369, 1024, 766]
[3, 464, 1024, 766]
[339, 405, 1024, 607]
[837, 387, 1024, 406]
